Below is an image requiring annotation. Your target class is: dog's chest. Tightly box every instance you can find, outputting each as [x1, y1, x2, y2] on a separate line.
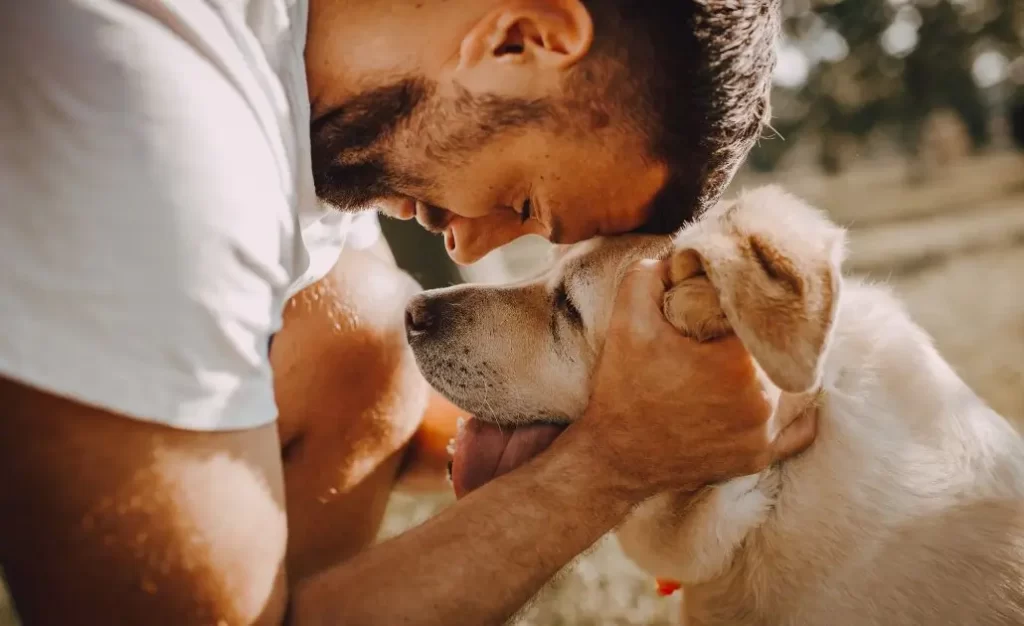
[615, 472, 777, 586]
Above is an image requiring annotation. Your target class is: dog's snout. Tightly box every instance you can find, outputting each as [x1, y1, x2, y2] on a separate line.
[405, 295, 448, 338]
[405, 295, 435, 335]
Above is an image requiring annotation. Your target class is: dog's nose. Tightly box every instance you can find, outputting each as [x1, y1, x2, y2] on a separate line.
[405, 295, 443, 337]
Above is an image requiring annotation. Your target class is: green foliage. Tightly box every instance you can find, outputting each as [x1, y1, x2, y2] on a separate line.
[749, 0, 1024, 172]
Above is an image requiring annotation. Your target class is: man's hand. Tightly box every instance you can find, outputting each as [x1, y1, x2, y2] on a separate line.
[577, 259, 818, 499]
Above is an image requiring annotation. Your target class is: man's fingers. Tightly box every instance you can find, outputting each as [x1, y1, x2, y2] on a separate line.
[770, 405, 819, 463]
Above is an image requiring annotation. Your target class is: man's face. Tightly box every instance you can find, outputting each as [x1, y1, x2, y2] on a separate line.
[305, 0, 674, 264]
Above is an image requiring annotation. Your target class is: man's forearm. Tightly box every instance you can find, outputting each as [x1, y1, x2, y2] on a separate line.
[291, 426, 632, 626]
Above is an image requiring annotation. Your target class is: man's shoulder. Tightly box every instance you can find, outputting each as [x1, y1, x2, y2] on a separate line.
[200, 0, 310, 72]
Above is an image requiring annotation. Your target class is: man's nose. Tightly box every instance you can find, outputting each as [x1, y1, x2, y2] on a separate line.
[446, 213, 547, 265]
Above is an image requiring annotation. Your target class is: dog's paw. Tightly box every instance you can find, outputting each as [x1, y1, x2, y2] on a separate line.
[663, 185, 847, 393]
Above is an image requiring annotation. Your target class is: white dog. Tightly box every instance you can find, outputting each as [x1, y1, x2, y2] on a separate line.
[406, 185, 1024, 626]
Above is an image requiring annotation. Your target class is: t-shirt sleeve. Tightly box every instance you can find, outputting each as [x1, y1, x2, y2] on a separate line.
[0, 1, 297, 430]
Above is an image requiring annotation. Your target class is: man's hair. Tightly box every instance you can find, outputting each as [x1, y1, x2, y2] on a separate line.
[577, 1, 781, 232]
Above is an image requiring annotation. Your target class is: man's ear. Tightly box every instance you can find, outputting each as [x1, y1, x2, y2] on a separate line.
[454, 0, 593, 94]
[665, 186, 846, 393]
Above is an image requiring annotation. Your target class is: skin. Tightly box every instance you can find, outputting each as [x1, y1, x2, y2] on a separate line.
[0, 1, 813, 625]
[270, 241, 430, 581]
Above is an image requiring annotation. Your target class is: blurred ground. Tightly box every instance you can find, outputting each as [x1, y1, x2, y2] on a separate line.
[2, 155, 1023, 625]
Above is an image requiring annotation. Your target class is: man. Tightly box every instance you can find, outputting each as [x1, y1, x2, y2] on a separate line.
[0, 1, 811, 625]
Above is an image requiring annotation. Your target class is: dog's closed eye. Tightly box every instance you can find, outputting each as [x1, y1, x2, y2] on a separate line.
[553, 282, 583, 328]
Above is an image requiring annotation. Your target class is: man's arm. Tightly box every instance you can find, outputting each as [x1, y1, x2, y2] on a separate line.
[0, 380, 627, 626]
[0, 381, 291, 626]
[294, 426, 632, 626]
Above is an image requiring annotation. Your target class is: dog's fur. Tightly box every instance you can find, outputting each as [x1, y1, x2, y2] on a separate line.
[408, 185, 1024, 625]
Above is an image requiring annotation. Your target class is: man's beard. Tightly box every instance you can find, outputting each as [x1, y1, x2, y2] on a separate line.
[310, 155, 400, 211]
[309, 79, 431, 211]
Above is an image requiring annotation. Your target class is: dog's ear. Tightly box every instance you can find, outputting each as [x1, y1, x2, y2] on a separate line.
[664, 186, 846, 393]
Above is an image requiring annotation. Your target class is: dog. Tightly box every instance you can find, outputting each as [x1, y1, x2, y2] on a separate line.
[405, 185, 1024, 625]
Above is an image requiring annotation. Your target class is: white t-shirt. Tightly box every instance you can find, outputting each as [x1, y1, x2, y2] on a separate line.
[0, 0, 382, 430]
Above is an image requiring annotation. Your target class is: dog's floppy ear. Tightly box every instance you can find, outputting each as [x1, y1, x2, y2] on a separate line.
[665, 186, 846, 393]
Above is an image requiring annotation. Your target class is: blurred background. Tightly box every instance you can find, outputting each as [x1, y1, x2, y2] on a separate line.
[2, 0, 1023, 624]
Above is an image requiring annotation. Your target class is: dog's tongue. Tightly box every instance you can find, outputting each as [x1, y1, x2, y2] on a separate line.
[451, 418, 566, 499]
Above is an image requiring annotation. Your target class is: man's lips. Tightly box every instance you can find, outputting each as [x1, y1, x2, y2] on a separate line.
[450, 418, 567, 499]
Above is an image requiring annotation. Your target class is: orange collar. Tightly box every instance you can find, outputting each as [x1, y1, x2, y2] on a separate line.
[655, 578, 682, 596]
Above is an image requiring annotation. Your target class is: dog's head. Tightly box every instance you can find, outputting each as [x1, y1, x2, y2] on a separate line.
[406, 186, 846, 427]
[405, 233, 673, 425]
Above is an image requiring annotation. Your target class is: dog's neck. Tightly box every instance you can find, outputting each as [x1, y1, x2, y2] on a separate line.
[616, 390, 821, 589]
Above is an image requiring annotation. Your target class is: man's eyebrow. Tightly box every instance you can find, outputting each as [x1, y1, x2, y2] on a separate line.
[310, 106, 382, 155]
[309, 106, 343, 137]
[310, 79, 430, 153]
